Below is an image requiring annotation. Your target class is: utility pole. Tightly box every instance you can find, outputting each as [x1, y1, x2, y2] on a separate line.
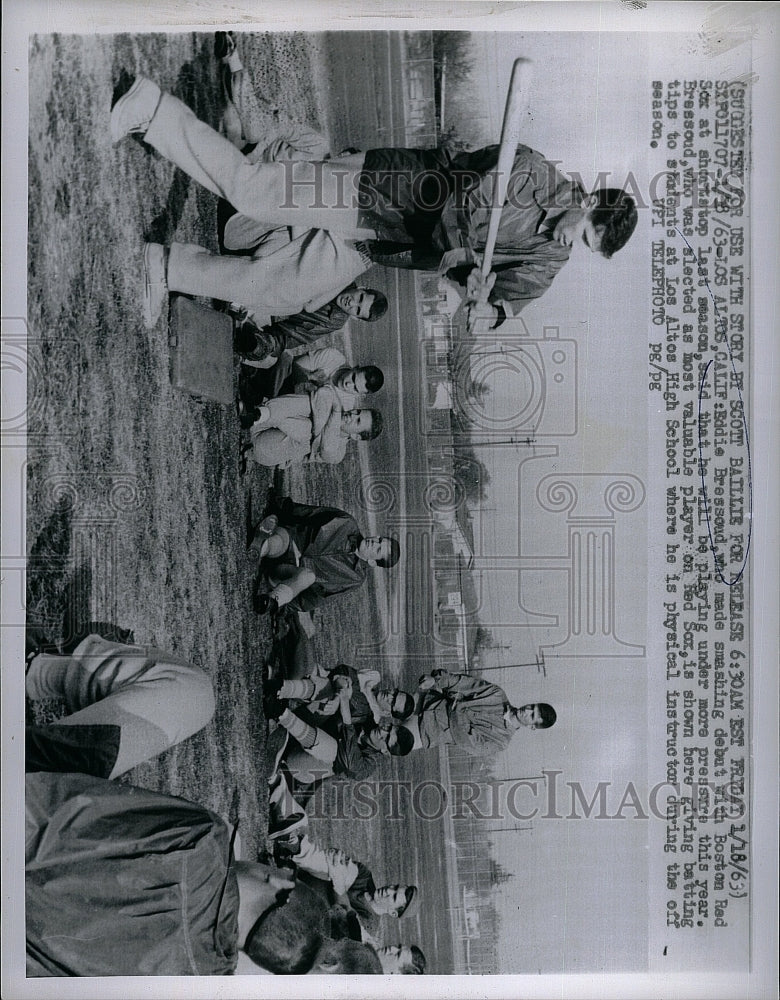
[476, 651, 546, 676]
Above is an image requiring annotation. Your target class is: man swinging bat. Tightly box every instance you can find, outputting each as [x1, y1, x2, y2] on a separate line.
[110, 59, 637, 331]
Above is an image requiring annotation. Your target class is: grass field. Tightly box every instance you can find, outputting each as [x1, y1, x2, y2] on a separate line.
[27, 30, 457, 971]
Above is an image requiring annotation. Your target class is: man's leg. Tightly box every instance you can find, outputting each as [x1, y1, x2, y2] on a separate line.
[276, 709, 338, 785]
[223, 216, 291, 256]
[26, 634, 215, 778]
[283, 748, 334, 786]
[249, 427, 307, 468]
[278, 675, 333, 701]
[167, 229, 369, 318]
[256, 393, 311, 425]
[250, 524, 291, 560]
[285, 632, 321, 680]
[130, 86, 370, 236]
[229, 64, 330, 161]
[246, 396, 311, 468]
[268, 771, 310, 838]
[276, 709, 339, 763]
[266, 564, 317, 608]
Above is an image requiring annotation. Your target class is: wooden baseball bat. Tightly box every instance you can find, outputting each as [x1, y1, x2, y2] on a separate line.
[480, 58, 535, 279]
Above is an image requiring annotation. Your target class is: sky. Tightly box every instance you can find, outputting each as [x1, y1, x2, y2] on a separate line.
[448, 27, 752, 972]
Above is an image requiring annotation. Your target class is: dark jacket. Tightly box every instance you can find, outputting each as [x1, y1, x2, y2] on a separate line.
[26, 772, 240, 976]
[417, 669, 515, 755]
[358, 144, 580, 314]
[331, 722, 385, 780]
[269, 497, 368, 612]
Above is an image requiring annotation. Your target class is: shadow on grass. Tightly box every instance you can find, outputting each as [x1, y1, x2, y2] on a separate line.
[60, 620, 136, 655]
[147, 45, 222, 245]
[26, 495, 74, 632]
[26, 491, 135, 650]
[58, 560, 93, 651]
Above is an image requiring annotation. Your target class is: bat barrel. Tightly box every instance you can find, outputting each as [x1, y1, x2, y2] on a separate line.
[480, 58, 534, 279]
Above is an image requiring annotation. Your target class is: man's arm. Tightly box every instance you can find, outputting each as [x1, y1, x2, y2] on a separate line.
[330, 853, 375, 907]
[297, 550, 365, 600]
[294, 347, 347, 381]
[360, 686, 384, 724]
[265, 301, 347, 350]
[464, 269, 499, 332]
[249, 424, 313, 469]
[356, 668, 382, 688]
[456, 258, 554, 328]
[423, 668, 505, 700]
[255, 396, 313, 443]
[336, 680, 353, 726]
[293, 837, 361, 896]
[286, 520, 364, 611]
[333, 725, 382, 781]
[271, 496, 347, 527]
[311, 394, 348, 465]
[460, 725, 514, 754]
[356, 669, 385, 723]
[487, 260, 564, 316]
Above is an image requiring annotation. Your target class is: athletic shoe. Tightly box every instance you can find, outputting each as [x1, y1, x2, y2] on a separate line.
[264, 676, 284, 697]
[248, 514, 278, 554]
[262, 679, 285, 719]
[237, 400, 259, 431]
[110, 76, 162, 143]
[266, 730, 290, 781]
[254, 592, 280, 617]
[142, 242, 168, 329]
[214, 31, 237, 60]
[250, 514, 278, 547]
[249, 406, 271, 429]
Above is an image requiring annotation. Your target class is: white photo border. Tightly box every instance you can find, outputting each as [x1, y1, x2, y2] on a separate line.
[2, 2, 777, 998]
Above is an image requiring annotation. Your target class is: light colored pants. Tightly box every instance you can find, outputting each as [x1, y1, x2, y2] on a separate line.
[284, 731, 339, 786]
[145, 93, 370, 236]
[26, 634, 215, 778]
[224, 67, 330, 162]
[250, 427, 308, 468]
[167, 232, 368, 324]
[144, 92, 373, 319]
[249, 394, 312, 467]
[267, 565, 317, 608]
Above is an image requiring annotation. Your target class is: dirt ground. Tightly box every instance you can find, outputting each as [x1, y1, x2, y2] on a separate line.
[25, 31, 336, 858]
[26, 32, 456, 968]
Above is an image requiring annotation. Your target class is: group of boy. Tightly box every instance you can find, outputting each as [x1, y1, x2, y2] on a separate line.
[24, 619, 556, 975]
[110, 43, 637, 615]
[24, 629, 423, 976]
[25, 36, 639, 978]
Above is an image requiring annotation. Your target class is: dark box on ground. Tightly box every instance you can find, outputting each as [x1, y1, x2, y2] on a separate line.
[169, 296, 234, 404]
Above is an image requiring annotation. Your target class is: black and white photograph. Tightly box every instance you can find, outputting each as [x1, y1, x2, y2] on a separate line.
[2, 2, 778, 997]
